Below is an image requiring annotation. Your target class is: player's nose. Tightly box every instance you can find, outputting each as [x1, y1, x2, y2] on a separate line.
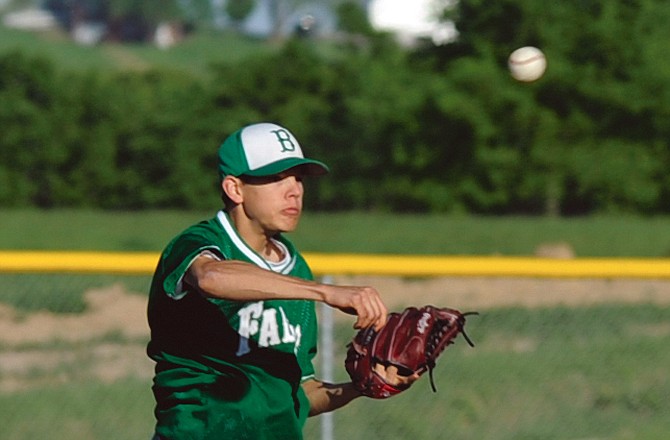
[285, 176, 304, 197]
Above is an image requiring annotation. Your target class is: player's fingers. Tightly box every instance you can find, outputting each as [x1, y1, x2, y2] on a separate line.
[364, 287, 387, 330]
[368, 294, 387, 331]
[377, 298, 388, 329]
[325, 285, 386, 329]
[353, 287, 387, 330]
[373, 365, 418, 388]
[351, 291, 373, 329]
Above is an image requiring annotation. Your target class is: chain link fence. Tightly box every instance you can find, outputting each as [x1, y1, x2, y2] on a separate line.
[1, 269, 669, 440]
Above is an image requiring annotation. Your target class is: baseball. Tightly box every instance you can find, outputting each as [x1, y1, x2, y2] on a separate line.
[508, 46, 547, 82]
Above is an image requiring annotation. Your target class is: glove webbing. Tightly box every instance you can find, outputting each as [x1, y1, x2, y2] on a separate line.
[426, 313, 478, 392]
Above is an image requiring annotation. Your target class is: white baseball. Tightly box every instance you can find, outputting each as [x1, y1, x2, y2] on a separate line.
[508, 46, 547, 82]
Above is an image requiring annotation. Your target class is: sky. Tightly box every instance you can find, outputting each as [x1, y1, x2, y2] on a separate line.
[368, 0, 456, 44]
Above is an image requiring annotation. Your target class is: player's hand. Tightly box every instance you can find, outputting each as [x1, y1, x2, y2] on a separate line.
[323, 285, 388, 331]
[373, 364, 421, 388]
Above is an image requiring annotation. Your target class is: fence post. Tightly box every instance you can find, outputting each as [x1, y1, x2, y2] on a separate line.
[320, 275, 335, 440]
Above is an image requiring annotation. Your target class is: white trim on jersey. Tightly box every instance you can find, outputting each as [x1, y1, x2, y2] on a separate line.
[266, 240, 297, 274]
[218, 210, 269, 268]
[172, 252, 206, 300]
[216, 210, 297, 274]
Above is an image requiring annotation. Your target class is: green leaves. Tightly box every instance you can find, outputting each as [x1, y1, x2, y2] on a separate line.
[3, 0, 670, 214]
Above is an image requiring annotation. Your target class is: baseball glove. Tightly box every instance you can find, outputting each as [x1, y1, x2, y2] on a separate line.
[345, 305, 477, 399]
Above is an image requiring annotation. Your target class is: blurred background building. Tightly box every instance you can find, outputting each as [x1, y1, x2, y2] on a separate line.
[1, 0, 455, 47]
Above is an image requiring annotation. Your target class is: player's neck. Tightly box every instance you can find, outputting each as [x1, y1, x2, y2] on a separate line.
[228, 209, 284, 262]
[245, 233, 284, 262]
[260, 237, 285, 263]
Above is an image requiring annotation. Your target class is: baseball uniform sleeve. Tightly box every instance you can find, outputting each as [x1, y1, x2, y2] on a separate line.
[161, 232, 223, 300]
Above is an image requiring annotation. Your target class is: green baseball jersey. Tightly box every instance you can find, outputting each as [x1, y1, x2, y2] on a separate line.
[147, 210, 318, 440]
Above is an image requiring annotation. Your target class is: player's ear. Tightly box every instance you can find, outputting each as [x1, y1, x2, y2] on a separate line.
[222, 176, 244, 205]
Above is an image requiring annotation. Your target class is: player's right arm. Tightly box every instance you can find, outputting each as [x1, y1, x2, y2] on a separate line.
[185, 256, 388, 330]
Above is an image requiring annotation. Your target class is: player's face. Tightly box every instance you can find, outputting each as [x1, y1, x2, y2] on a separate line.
[239, 170, 305, 234]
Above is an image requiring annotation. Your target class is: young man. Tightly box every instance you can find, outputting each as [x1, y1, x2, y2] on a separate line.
[147, 122, 411, 439]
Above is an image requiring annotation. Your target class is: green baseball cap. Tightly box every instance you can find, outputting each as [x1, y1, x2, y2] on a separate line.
[218, 123, 329, 179]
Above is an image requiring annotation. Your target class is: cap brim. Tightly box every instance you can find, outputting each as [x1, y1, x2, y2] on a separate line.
[244, 158, 329, 177]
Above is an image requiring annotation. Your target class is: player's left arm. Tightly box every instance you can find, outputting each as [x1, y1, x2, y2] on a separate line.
[302, 368, 419, 416]
[302, 379, 361, 416]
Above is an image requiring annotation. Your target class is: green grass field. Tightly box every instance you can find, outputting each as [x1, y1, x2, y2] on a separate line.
[0, 26, 273, 73]
[320, 305, 670, 440]
[0, 26, 342, 76]
[2, 209, 670, 257]
[3, 26, 669, 439]
[0, 303, 667, 440]
[1, 211, 669, 439]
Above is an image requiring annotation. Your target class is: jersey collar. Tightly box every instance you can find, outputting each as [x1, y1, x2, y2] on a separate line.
[216, 210, 297, 274]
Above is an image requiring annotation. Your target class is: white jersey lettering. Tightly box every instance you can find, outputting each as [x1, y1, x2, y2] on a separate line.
[235, 302, 303, 356]
[258, 309, 281, 347]
[236, 302, 264, 356]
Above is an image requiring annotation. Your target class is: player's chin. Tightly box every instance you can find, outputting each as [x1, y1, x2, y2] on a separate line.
[276, 214, 301, 232]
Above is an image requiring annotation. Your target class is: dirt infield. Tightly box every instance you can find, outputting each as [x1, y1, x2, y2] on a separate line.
[1, 277, 669, 392]
[2, 277, 670, 346]
[0, 284, 148, 346]
[332, 276, 670, 311]
[0, 284, 152, 392]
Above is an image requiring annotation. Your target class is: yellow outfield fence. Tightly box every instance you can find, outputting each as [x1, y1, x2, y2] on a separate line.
[1, 250, 670, 278]
[1, 250, 669, 440]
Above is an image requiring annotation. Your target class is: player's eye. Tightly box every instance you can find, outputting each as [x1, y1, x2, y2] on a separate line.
[240, 175, 282, 185]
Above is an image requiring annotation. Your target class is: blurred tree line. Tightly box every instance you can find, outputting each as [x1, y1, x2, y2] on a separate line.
[2, 0, 670, 215]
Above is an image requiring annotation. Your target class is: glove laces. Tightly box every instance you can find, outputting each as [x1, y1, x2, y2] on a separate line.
[427, 312, 478, 392]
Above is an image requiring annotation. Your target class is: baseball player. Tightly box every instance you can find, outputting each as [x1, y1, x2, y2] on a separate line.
[147, 122, 416, 440]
